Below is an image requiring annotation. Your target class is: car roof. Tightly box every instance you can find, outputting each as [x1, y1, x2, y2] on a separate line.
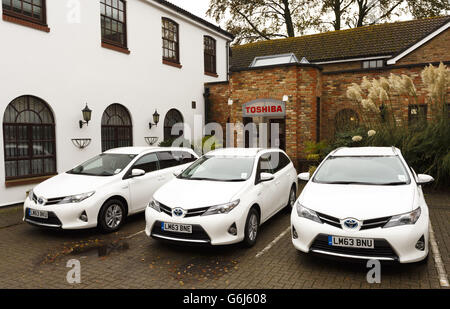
[104, 147, 195, 155]
[332, 147, 400, 157]
[206, 147, 283, 157]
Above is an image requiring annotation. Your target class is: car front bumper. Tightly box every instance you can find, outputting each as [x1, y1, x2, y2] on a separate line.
[23, 197, 101, 230]
[145, 206, 248, 245]
[290, 208, 429, 263]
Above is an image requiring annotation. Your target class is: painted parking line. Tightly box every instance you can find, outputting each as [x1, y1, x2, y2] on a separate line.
[125, 230, 145, 239]
[429, 223, 449, 287]
[255, 226, 291, 258]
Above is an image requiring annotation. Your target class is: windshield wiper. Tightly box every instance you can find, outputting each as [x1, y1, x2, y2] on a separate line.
[377, 181, 408, 186]
[321, 181, 378, 185]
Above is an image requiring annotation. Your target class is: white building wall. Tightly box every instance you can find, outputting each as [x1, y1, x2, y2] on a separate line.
[0, 0, 231, 206]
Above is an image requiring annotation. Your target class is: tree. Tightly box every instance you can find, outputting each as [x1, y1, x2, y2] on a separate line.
[405, 0, 450, 18]
[210, 0, 450, 44]
[207, 0, 321, 44]
[321, 0, 353, 30]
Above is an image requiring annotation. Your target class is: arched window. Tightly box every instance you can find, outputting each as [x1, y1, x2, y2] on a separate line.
[164, 109, 184, 140]
[334, 108, 359, 133]
[3, 95, 56, 180]
[101, 104, 132, 152]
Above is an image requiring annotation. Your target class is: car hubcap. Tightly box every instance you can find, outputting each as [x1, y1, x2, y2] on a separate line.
[289, 189, 296, 207]
[248, 214, 258, 241]
[105, 204, 122, 228]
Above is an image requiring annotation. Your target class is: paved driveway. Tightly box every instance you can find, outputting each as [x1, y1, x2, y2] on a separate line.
[0, 188, 448, 289]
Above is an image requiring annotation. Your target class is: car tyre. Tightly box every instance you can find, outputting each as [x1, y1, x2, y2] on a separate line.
[98, 199, 126, 233]
[243, 208, 260, 247]
[285, 185, 296, 211]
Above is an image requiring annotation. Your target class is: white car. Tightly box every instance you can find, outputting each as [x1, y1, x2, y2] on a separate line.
[24, 147, 198, 232]
[145, 148, 298, 246]
[291, 147, 434, 263]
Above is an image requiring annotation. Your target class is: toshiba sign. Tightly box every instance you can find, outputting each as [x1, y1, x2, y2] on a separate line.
[242, 99, 286, 117]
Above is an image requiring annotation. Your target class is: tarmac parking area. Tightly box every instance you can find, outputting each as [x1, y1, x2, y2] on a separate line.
[0, 189, 448, 289]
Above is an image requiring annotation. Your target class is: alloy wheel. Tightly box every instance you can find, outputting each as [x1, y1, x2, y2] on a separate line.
[105, 204, 123, 229]
[248, 213, 258, 241]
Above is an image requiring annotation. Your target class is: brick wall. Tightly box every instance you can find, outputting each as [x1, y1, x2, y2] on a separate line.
[205, 65, 321, 165]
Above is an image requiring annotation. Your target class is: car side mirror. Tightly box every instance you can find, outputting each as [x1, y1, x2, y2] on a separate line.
[131, 169, 146, 178]
[298, 172, 310, 181]
[260, 172, 274, 182]
[416, 174, 434, 185]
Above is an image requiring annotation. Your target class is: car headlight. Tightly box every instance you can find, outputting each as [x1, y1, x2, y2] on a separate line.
[28, 189, 34, 200]
[202, 200, 240, 216]
[296, 202, 322, 224]
[383, 207, 421, 228]
[149, 199, 161, 212]
[59, 191, 95, 204]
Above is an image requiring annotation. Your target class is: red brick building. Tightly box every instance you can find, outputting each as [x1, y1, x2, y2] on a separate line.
[205, 16, 450, 167]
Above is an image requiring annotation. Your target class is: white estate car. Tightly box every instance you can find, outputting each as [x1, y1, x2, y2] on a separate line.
[145, 148, 298, 246]
[291, 147, 434, 263]
[24, 147, 198, 232]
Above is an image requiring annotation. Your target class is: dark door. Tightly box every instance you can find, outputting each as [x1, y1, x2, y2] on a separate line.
[269, 119, 286, 151]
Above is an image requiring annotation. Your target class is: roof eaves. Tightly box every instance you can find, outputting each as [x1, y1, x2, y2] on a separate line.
[151, 0, 235, 39]
[387, 18, 450, 65]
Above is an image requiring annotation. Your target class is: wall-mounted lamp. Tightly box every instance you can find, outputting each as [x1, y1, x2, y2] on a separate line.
[228, 98, 233, 106]
[282, 95, 289, 102]
[149, 109, 160, 129]
[79, 104, 92, 129]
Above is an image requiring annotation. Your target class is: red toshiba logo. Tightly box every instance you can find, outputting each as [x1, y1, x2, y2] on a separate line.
[245, 105, 283, 114]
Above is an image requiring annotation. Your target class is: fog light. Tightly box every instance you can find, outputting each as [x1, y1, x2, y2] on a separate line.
[79, 211, 88, 222]
[292, 226, 298, 239]
[228, 223, 237, 236]
[415, 235, 425, 251]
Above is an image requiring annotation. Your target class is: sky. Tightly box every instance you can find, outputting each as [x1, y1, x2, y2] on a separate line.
[166, 0, 215, 23]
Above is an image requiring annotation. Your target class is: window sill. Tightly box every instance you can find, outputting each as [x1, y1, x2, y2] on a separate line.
[5, 175, 57, 188]
[163, 60, 182, 69]
[2, 14, 50, 32]
[101, 42, 130, 54]
[205, 72, 218, 78]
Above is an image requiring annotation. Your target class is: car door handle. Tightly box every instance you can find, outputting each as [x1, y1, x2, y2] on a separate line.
[276, 181, 281, 185]
[121, 185, 129, 189]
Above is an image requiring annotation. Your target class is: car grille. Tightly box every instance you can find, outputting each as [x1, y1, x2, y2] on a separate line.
[316, 212, 391, 230]
[159, 203, 209, 217]
[31, 193, 66, 206]
[151, 221, 211, 243]
[24, 208, 62, 227]
[310, 234, 398, 260]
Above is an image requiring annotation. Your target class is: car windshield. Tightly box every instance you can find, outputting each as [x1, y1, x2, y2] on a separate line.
[313, 156, 411, 185]
[179, 155, 254, 182]
[68, 153, 137, 176]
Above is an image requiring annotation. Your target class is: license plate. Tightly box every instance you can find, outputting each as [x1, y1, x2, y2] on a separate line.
[328, 236, 374, 249]
[29, 209, 48, 219]
[162, 222, 192, 234]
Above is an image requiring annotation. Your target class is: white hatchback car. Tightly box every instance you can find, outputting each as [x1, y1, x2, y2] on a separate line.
[145, 148, 298, 246]
[24, 147, 198, 232]
[291, 147, 434, 263]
